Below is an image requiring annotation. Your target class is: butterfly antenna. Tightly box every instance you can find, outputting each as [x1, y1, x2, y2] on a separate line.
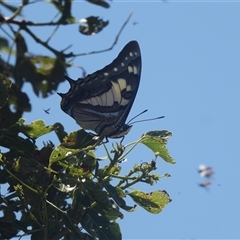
[130, 116, 164, 125]
[127, 109, 165, 125]
[127, 109, 148, 124]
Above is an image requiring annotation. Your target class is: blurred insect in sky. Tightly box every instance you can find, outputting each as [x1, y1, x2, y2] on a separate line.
[43, 108, 50, 114]
[198, 164, 214, 178]
[198, 164, 214, 190]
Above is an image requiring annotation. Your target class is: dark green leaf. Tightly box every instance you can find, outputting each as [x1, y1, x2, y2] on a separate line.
[105, 184, 136, 212]
[0, 73, 12, 108]
[81, 209, 122, 240]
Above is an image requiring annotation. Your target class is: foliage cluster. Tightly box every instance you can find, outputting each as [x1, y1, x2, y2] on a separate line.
[0, 1, 174, 239]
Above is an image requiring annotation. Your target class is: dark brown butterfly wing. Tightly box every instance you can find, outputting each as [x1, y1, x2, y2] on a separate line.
[59, 41, 141, 138]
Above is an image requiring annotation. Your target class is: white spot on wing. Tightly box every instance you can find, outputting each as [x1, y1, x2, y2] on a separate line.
[80, 100, 88, 104]
[128, 66, 133, 73]
[102, 92, 107, 106]
[105, 88, 114, 106]
[95, 95, 103, 105]
[111, 81, 121, 103]
[114, 67, 118, 72]
[91, 97, 98, 106]
[129, 52, 133, 57]
[120, 98, 129, 106]
[104, 72, 109, 76]
[133, 66, 138, 75]
[117, 78, 127, 91]
[126, 85, 131, 91]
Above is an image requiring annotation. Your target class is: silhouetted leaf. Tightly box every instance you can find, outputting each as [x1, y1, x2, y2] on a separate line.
[0, 37, 9, 50]
[0, 85, 31, 129]
[53, 122, 68, 142]
[86, 0, 110, 8]
[79, 16, 109, 35]
[51, 0, 75, 23]
[81, 209, 121, 239]
[0, 73, 12, 108]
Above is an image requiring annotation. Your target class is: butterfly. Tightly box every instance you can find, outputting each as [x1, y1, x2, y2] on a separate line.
[58, 41, 141, 139]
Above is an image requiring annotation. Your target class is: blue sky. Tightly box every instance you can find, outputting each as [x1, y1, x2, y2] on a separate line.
[1, 1, 240, 239]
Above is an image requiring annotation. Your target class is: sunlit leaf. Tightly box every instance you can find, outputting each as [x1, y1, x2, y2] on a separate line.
[128, 190, 171, 214]
[10, 118, 54, 139]
[49, 145, 85, 166]
[140, 131, 175, 164]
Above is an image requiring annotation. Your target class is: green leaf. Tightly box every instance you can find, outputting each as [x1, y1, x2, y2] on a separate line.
[140, 130, 175, 164]
[49, 129, 99, 166]
[10, 118, 54, 140]
[85, 182, 110, 209]
[72, 188, 89, 211]
[128, 190, 172, 214]
[49, 145, 85, 166]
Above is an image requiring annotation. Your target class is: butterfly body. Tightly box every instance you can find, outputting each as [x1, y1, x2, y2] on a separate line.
[59, 41, 141, 138]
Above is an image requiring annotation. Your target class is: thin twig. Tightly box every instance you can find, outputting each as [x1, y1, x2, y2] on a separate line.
[2, 10, 134, 59]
